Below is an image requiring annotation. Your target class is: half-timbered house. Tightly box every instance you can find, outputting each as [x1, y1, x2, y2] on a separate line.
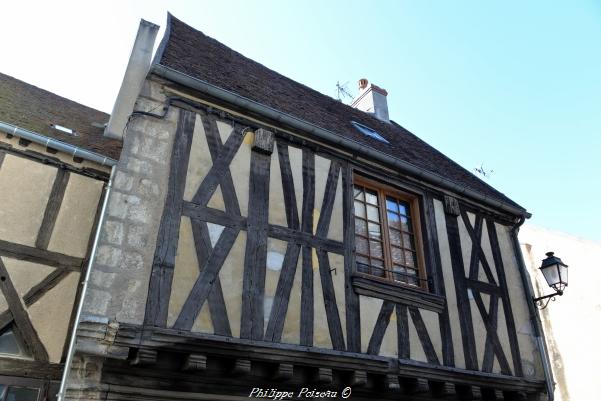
[65, 15, 553, 401]
[0, 72, 119, 400]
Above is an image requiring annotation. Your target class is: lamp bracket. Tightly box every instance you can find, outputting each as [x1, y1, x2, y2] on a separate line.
[533, 290, 563, 310]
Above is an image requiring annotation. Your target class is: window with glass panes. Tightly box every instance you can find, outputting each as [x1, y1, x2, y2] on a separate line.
[353, 179, 426, 289]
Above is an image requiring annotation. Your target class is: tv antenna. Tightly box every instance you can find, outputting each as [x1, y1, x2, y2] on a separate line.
[474, 163, 494, 179]
[336, 81, 354, 102]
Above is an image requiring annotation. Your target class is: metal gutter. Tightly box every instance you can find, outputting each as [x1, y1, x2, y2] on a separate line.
[0, 120, 117, 167]
[511, 218, 555, 400]
[57, 165, 116, 401]
[151, 64, 530, 219]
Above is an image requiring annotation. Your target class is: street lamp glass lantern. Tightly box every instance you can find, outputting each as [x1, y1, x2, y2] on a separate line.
[539, 252, 568, 293]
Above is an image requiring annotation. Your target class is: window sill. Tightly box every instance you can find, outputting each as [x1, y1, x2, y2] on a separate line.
[351, 273, 446, 313]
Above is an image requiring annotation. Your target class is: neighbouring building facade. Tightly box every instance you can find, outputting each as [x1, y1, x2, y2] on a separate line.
[0, 14, 556, 401]
[520, 225, 601, 401]
[0, 72, 120, 399]
[63, 15, 553, 401]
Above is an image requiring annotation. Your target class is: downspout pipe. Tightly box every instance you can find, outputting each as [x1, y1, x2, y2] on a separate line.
[511, 218, 555, 400]
[151, 64, 531, 220]
[57, 165, 116, 401]
[0, 120, 117, 167]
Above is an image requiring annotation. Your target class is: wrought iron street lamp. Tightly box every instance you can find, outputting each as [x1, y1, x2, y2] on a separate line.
[533, 252, 568, 309]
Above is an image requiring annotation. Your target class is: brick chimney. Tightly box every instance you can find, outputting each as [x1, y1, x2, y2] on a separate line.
[351, 78, 389, 122]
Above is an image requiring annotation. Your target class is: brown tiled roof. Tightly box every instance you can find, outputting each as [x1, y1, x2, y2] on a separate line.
[157, 15, 525, 212]
[0, 72, 121, 160]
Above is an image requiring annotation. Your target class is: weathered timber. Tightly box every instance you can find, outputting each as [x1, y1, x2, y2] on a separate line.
[241, 148, 271, 340]
[130, 348, 158, 366]
[300, 148, 315, 347]
[465, 279, 502, 295]
[145, 109, 196, 327]
[445, 213, 478, 370]
[173, 227, 240, 330]
[351, 370, 368, 387]
[472, 290, 512, 375]
[190, 219, 231, 336]
[444, 195, 460, 216]
[0, 358, 63, 380]
[191, 119, 246, 206]
[396, 304, 410, 359]
[315, 367, 333, 384]
[230, 359, 252, 376]
[342, 163, 361, 352]
[424, 192, 454, 366]
[366, 301, 395, 355]
[271, 363, 294, 381]
[276, 141, 300, 230]
[200, 111, 241, 216]
[316, 249, 345, 351]
[264, 242, 301, 342]
[482, 294, 500, 373]
[0, 240, 83, 271]
[182, 353, 207, 371]
[461, 210, 497, 285]
[408, 307, 440, 365]
[351, 274, 445, 313]
[35, 168, 70, 250]
[0, 257, 48, 361]
[252, 128, 275, 154]
[315, 161, 340, 238]
[487, 218, 523, 377]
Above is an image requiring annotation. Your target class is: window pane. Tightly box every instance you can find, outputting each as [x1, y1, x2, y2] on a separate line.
[6, 387, 39, 401]
[398, 202, 408, 216]
[354, 201, 365, 218]
[389, 228, 402, 247]
[353, 186, 364, 200]
[404, 268, 419, 286]
[391, 246, 404, 264]
[386, 197, 398, 212]
[403, 232, 414, 249]
[370, 240, 383, 259]
[356, 255, 370, 273]
[371, 258, 385, 277]
[354, 218, 367, 235]
[356, 237, 369, 255]
[366, 205, 379, 222]
[387, 211, 400, 230]
[404, 250, 416, 268]
[365, 190, 378, 205]
[367, 222, 381, 239]
[392, 265, 405, 282]
[401, 216, 411, 232]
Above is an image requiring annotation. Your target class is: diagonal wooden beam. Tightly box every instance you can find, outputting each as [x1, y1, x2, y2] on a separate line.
[190, 219, 231, 337]
[264, 242, 301, 342]
[396, 304, 410, 359]
[276, 142, 300, 230]
[0, 257, 48, 361]
[366, 301, 395, 355]
[409, 307, 440, 365]
[314, 161, 340, 238]
[173, 227, 240, 330]
[0, 240, 83, 271]
[36, 168, 70, 250]
[200, 111, 241, 216]
[316, 249, 345, 351]
[460, 210, 496, 285]
[482, 294, 499, 373]
[144, 109, 197, 328]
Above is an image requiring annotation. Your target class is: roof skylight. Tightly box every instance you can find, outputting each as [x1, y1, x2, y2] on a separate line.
[351, 121, 389, 144]
[51, 124, 78, 137]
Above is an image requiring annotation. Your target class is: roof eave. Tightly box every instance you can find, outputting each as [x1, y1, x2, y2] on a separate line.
[150, 63, 531, 219]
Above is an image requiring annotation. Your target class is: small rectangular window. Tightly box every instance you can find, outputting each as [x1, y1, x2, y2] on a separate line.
[353, 176, 427, 289]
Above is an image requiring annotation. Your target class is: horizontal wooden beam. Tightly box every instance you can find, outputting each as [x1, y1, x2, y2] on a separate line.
[0, 239, 83, 271]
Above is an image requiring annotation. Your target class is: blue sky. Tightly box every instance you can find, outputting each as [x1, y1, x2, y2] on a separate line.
[2, 1, 600, 240]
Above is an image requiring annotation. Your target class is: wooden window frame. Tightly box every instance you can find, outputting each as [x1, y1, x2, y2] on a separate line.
[353, 175, 429, 291]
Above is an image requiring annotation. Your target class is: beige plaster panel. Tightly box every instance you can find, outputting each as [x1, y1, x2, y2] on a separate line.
[359, 295, 383, 353]
[228, 129, 251, 217]
[268, 144, 287, 227]
[0, 155, 55, 246]
[380, 306, 398, 358]
[167, 217, 200, 327]
[207, 185, 226, 211]
[28, 271, 79, 363]
[327, 173, 344, 242]
[479, 220, 499, 283]
[281, 255, 302, 345]
[216, 121, 233, 144]
[0, 137, 111, 173]
[408, 309, 427, 362]
[183, 115, 212, 202]
[497, 223, 543, 378]
[287, 146, 304, 219]
[313, 156, 331, 233]
[421, 309, 443, 363]
[495, 300, 514, 374]
[470, 292, 487, 369]
[217, 230, 246, 338]
[48, 173, 104, 258]
[0, 258, 54, 312]
[192, 301, 214, 334]
[329, 253, 346, 345]
[313, 261, 332, 349]
[433, 199, 464, 368]
[264, 238, 287, 334]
